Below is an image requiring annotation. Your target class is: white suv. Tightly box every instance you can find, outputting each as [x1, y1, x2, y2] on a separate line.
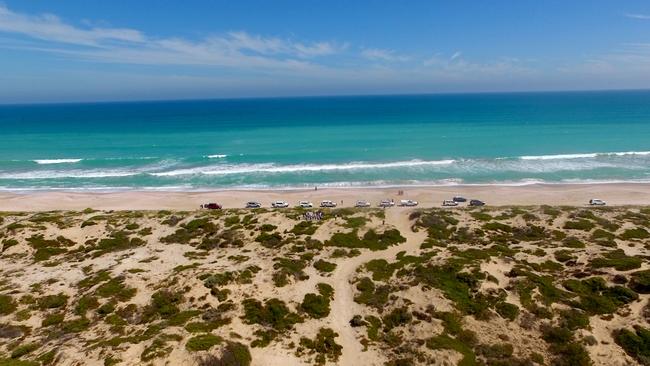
[399, 199, 418, 207]
[589, 199, 606, 206]
[320, 200, 337, 208]
[271, 201, 289, 208]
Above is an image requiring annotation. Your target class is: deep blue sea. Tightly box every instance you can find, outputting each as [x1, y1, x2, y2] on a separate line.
[1, 90, 650, 191]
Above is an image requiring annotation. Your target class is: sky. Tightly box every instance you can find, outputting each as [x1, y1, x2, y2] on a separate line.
[1, 1, 650, 103]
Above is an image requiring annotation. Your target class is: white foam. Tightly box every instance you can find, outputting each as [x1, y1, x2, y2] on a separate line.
[0, 170, 139, 180]
[519, 151, 650, 160]
[151, 159, 456, 177]
[206, 154, 228, 159]
[33, 159, 82, 165]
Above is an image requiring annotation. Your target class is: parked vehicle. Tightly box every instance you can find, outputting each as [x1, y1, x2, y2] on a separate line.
[589, 199, 606, 206]
[320, 200, 337, 208]
[298, 201, 313, 208]
[378, 199, 395, 208]
[442, 200, 459, 206]
[399, 199, 419, 207]
[355, 200, 371, 208]
[469, 199, 486, 206]
[452, 196, 467, 202]
[245, 201, 261, 208]
[202, 203, 222, 210]
[271, 201, 289, 208]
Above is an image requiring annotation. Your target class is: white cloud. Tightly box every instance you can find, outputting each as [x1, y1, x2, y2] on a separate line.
[0, 4, 343, 70]
[0, 4, 145, 46]
[624, 13, 650, 20]
[361, 48, 410, 62]
[423, 53, 533, 79]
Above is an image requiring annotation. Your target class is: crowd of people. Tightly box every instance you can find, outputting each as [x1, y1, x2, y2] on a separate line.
[303, 211, 324, 221]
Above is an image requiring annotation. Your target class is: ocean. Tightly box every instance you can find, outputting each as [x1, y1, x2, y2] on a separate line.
[1, 90, 650, 191]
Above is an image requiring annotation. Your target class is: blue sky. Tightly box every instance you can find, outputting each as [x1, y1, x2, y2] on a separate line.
[1, 1, 650, 103]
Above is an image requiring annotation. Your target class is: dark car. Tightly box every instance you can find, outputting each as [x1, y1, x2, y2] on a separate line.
[469, 199, 485, 207]
[452, 196, 467, 202]
[202, 203, 222, 209]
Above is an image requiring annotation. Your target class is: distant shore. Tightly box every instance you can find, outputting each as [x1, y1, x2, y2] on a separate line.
[1, 183, 650, 211]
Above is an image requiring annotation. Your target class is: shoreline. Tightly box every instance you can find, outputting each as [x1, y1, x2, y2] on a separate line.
[1, 182, 650, 211]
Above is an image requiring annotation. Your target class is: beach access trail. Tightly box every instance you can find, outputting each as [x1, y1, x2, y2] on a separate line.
[327, 208, 428, 365]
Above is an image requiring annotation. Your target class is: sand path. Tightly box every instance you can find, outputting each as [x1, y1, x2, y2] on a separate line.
[328, 208, 427, 365]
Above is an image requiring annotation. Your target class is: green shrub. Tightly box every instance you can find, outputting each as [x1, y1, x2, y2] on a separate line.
[313, 259, 336, 273]
[554, 250, 575, 263]
[37, 293, 68, 309]
[74, 295, 99, 315]
[365, 259, 395, 281]
[186, 334, 223, 351]
[298, 328, 342, 365]
[562, 236, 585, 248]
[290, 221, 317, 236]
[41, 312, 64, 327]
[255, 232, 283, 248]
[141, 337, 176, 361]
[259, 223, 277, 232]
[301, 293, 331, 319]
[482, 222, 512, 232]
[563, 220, 595, 231]
[10, 343, 40, 359]
[590, 250, 642, 271]
[630, 270, 650, 294]
[344, 217, 367, 229]
[272, 257, 308, 287]
[562, 277, 638, 314]
[613, 326, 650, 365]
[62, 317, 90, 333]
[495, 302, 519, 321]
[0, 295, 16, 315]
[470, 212, 493, 221]
[1, 238, 19, 253]
[476, 343, 514, 359]
[224, 216, 241, 227]
[141, 290, 183, 322]
[382, 307, 412, 330]
[326, 229, 405, 251]
[199, 342, 252, 366]
[426, 334, 476, 366]
[95, 276, 137, 302]
[621, 227, 650, 240]
[559, 309, 590, 330]
[96, 231, 145, 254]
[241, 298, 302, 332]
[353, 277, 391, 309]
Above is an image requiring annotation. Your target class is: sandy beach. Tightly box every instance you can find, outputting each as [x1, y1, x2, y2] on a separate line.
[1, 183, 650, 211]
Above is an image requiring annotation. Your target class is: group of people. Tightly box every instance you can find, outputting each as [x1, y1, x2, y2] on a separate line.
[303, 211, 324, 221]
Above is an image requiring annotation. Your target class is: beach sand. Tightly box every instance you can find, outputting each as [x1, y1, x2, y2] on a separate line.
[1, 183, 650, 211]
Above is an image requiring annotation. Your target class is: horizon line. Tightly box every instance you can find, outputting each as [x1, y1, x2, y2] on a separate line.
[2, 87, 650, 107]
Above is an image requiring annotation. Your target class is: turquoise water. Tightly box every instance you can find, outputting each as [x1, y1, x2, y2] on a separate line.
[1, 91, 650, 191]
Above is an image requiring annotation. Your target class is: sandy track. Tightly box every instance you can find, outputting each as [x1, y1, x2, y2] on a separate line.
[328, 208, 427, 365]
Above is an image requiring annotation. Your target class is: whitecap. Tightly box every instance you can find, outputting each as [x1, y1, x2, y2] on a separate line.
[33, 159, 82, 165]
[151, 159, 456, 177]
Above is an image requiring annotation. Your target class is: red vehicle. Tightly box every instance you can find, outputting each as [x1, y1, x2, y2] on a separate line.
[201, 203, 222, 209]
